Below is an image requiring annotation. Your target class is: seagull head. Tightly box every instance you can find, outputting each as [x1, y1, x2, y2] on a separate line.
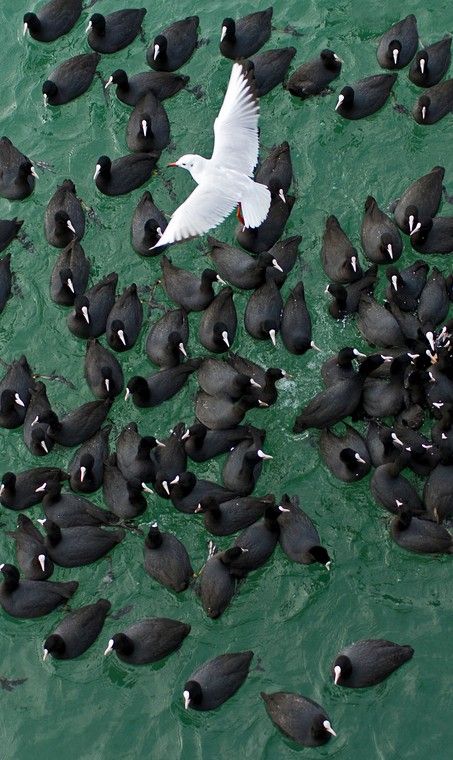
[167, 154, 205, 180]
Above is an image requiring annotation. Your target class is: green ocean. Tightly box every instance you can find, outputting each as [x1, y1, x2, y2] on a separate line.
[0, 0, 452, 758]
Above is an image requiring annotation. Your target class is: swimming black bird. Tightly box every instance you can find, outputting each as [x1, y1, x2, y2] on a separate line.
[332, 639, 414, 687]
[69, 426, 111, 493]
[286, 49, 342, 98]
[126, 93, 171, 154]
[43, 519, 125, 567]
[0, 137, 38, 201]
[413, 79, 453, 125]
[196, 494, 275, 536]
[144, 524, 193, 592]
[335, 74, 397, 119]
[0, 355, 36, 429]
[7, 515, 53, 581]
[326, 265, 378, 319]
[262, 692, 336, 746]
[105, 69, 189, 106]
[319, 425, 370, 482]
[94, 154, 159, 197]
[0, 467, 67, 510]
[244, 48, 296, 97]
[104, 618, 190, 664]
[43, 482, 117, 528]
[244, 269, 283, 345]
[23, 0, 82, 42]
[277, 495, 331, 567]
[206, 237, 284, 290]
[50, 240, 90, 306]
[161, 256, 223, 311]
[377, 15, 418, 69]
[370, 458, 424, 514]
[147, 16, 199, 72]
[146, 308, 188, 368]
[43, 599, 111, 660]
[42, 53, 100, 106]
[199, 287, 237, 353]
[106, 284, 143, 352]
[0, 218, 23, 253]
[409, 38, 452, 87]
[86, 9, 147, 54]
[126, 359, 201, 408]
[131, 191, 168, 254]
[44, 179, 85, 248]
[0, 563, 78, 619]
[102, 456, 150, 520]
[38, 399, 111, 448]
[68, 272, 118, 339]
[220, 8, 273, 59]
[84, 339, 124, 399]
[198, 547, 245, 618]
[361, 196, 403, 264]
[393, 166, 444, 234]
[321, 216, 362, 283]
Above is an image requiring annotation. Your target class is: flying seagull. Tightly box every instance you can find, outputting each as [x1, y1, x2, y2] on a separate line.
[151, 62, 271, 249]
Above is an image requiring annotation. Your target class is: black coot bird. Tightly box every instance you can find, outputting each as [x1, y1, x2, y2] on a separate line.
[410, 217, 453, 254]
[357, 294, 405, 347]
[281, 281, 318, 355]
[277, 495, 331, 567]
[105, 69, 189, 106]
[68, 271, 118, 339]
[0, 563, 78, 619]
[413, 79, 453, 125]
[244, 269, 283, 345]
[44, 179, 85, 247]
[147, 16, 199, 71]
[255, 142, 292, 202]
[43, 599, 111, 660]
[106, 284, 143, 352]
[319, 425, 370, 482]
[322, 215, 362, 284]
[424, 451, 453, 523]
[409, 38, 452, 87]
[94, 154, 158, 197]
[0, 137, 38, 200]
[184, 421, 255, 462]
[286, 49, 342, 98]
[126, 93, 171, 154]
[131, 191, 168, 254]
[222, 435, 272, 495]
[42, 53, 100, 106]
[321, 347, 366, 387]
[126, 359, 201, 408]
[361, 196, 402, 263]
[38, 399, 111, 448]
[161, 256, 222, 311]
[0, 467, 67, 510]
[23, 0, 82, 42]
[198, 547, 245, 618]
[227, 353, 288, 406]
[104, 618, 190, 664]
[196, 494, 275, 536]
[391, 510, 453, 554]
[23, 382, 54, 457]
[195, 391, 252, 431]
[183, 651, 253, 710]
[377, 14, 418, 69]
[169, 471, 237, 513]
[370, 458, 424, 514]
[0, 217, 23, 253]
[7, 514, 53, 580]
[245, 48, 296, 97]
[198, 287, 237, 353]
[146, 308, 188, 368]
[69, 425, 110, 493]
[86, 9, 147, 54]
[0, 355, 36, 429]
[144, 524, 193, 592]
[115, 422, 157, 483]
[197, 359, 259, 400]
[393, 166, 444, 234]
[261, 692, 336, 747]
[332, 639, 414, 687]
[229, 505, 286, 577]
[43, 485, 117, 528]
[385, 261, 428, 311]
[220, 8, 273, 59]
[206, 236, 284, 290]
[43, 519, 124, 567]
[50, 240, 90, 306]
[102, 457, 150, 520]
[236, 194, 295, 254]
[326, 265, 378, 319]
[84, 339, 124, 399]
[335, 74, 397, 119]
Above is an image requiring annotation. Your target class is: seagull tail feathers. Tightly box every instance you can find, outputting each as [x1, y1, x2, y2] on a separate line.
[240, 180, 272, 229]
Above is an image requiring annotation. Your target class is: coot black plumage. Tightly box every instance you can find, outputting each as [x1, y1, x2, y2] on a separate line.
[104, 618, 190, 664]
[418, 267, 449, 331]
[0, 564, 77, 619]
[151, 423, 187, 491]
[8, 515, 53, 580]
[327, 265, 378, 319]
[169, 471, 237, 514]
[84, 339, 124, 399]
[206, 236, 284, 290]
[361, 196, 402, 264]
[357, 294, 406, 347]
[94, 154, 158, 197]
[115, 422, 157, 483]
[281, 281, 317, 355]
[333, 639, 414, 687]
[146, 308, 188, 368]
[39, 399, 111, 448]
[0, 468, 67, 510]
[244, 269, 283, 345]
[43, 519, 125, 567]
[377, 15, 418, 69]
[229, 505, 285, 576]
[105, 69, 189, 106]
[410, 217, 453, 254]
[196, 493, 275, 536]
[50, 240, 90, 305]
[391, 510, 453, 554]
[236, 195, 295, 253]
[0, 217, 23, 253]
[226, 353, 288, 406]
[102, 456, 150, 520]
[23, 382, 54, 457]
[144, 524, 193, 592]
[413, 79, 453, 125]
[321, 215, 362, 283]
[319, 425, 370, 481]
[198, 547, 244, 618]
[43, 599, 110, 660]
[147, 16, 199, 71]
[0, 137, 38, 200]
[106, 284, 143, 352]
[409, 38, 452, 87]
[0, 355, 35, 429]
[43, 483, 117, 528]
[199, 287, 237, 353]
[286, 49, 342, 98]
[220, 8, 273, 59]
[277, 495, 331, 567]
[424, 453, 453, 522]
[197, 359, 258, 400]
[335, 74, 397, 119]
[23, 0, 82, 42]
[222, 435, 271, 495]
[87, 9, 147, 54]
[161, 256, 222, 311]
[261, 692, 336, 747]
[184, 422, 254, 462]
[42, 53, 100, 106]
[385, 261, 428, 311]
[68, 271, 118, 339]
[184, 651, 253, 710]
[126, 93, 171, 154]
[44, 179, 85, 247]
[321, 347, 366, 387]
[0, 254, 12, 313]
[245, 48, 296, 97]
[126, 359, 201, 408]
[69, 426, 110, 493]
[131, 191, 168, 254]
[393, 166, 444, 234]
[370, 458, 424, 514]
[195, 391, 251, 431]
[255, 142, 292, 201]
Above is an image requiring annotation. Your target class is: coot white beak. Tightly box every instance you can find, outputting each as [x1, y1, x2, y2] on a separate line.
[387, 243, 393, 259]
[333, 665, 341, 685]
[117, 329, 127, 347]
[124, 388, 131, 401]
[391, 275, 398, 291]
[335, 94, 344, 111]
[170, 476, 180, 485]
[162, 480, 170, 495]
[333, 53, 343, 63]
[67, 220, 76, 234]
[104, 76, 113, 89]
[221, 330, 230, 348]
[104, 378, 110, 392]
[80, 466, 86, 483]
[250, 379, 261, 388]
[181, 429, 190, 440]
[323, 720, 337, 737]
[178, 342, 187, 357]
[85, 21, 92, 33]
[31, 166, 39, 179]
[269, 329, 276, 346]
[35, 482, 47, 492]
[141, 119, 148, 137]
[38, 554, 46, 572]
[66, 278, 74, 293]
[355, 453, 367, 464]
[311, 341, 321, 352]
[23, 22, 28, 36]
[141, 483, 154, 494]
[408, 214, 415, 233]
[153, 44, 160, 61]
[40, 440, 48, 454]
[420, 58, 426, 74]
[257, 449, 273, 460]
[93, 164, 101, 181]
[14, 393, 25, 407]
[81, 305, 90, 324]
[216, 275, 227, 285]
[31, 415, 39, 426]
[421, 105, 427, 121]
[183, 690, 190, 709]
[272, 259, 283, 272]
[278, 188, 286, 203]
[43, 648, 49, 661]
[278, 505, 291, 513]
[351, 256, 357, 273]
[392, 48, 399, 65]
[104, 639, 114, 656]
[43, 94, 48, 107]
[353, 349, 366, 358]
[220, 26, 227, 42]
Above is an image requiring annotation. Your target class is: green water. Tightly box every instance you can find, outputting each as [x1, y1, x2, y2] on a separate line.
[1, 0, 452, 757]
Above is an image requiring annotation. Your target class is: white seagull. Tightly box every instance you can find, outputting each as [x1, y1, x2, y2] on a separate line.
[151, 62, 271, 249]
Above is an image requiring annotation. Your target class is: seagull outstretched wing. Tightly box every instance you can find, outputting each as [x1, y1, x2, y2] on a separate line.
[151, 183, 238, 248]
[211, 62, 260, 177]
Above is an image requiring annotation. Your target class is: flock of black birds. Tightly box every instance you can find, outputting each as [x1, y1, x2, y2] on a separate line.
[0, 0, 452, 750]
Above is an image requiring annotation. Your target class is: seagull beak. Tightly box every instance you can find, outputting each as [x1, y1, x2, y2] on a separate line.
[93, 164, 101, 181]
[67, 220, 76, 234]
[104, 76, 113, 89]
[335, 94, 345, 111]
[153, 44, 160, 61]
[269, 329, 276, 346]
[323, 720, 337, 737]
[167, 162, 178, 167]
[220, 26, 227, 42]
[104, 639, 114, 656]
[31, 166, 39, 179]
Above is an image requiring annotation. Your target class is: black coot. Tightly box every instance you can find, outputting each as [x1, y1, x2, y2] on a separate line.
[147, 16, 199, 71]
[0, 468, 67, 510]
[281, 281, 317, 355]
[377, 14, 418, 69]
[227, 353, 288, 406]
[370, 458, 424, 514]
[197, 359, 258, 400]
[0, 137, 38, 200]
[277, 495, 331, 567]
[361, 196, 402, 264]
[43, 599, 111, 660]
[144, 524, 193, 592]
[7, 514, 53, 580]
[68, 271, 118, 339]
[106, 284, 143, 352]
[335, 74, 397, 119]
[229, 505, 285, 576]
[23, 0, 82, 42]
[0, 355, 36, 429]
[131, 191, 168, 254]
[261, 692, 336, 746]
[418, 267, 449, 332]
[126, 359, 201, 408]
[255, 142, 292, 201]
[116, 422, 157, 483]
[222, 435, 271, 495]
[236, 195, 295, 253]
[319, 426, 370, 482]
[385, 261, 428, 311]
[198, 287, 237, 353]
[43, 519, 124, 566]
[357, 294, 405, 347]
[0, 253, 13, 311]
[327, 265, 378, 319]
[87, 9, 147, 54]
[146, 308, 188, 368]
[126, 93, 171, 153]
[43, 483, 117, 528]
[184, 422, 254, 462]
[413, 79, 453, 124]
[0, 564, 77, 618]
[102, 455, 150, 520]
[196, 494, 275, 536]
[161, 256, 222, 311]
[245, 48, 296, 97]
[38, 399, 111, 447]
[169, 471, 237, 513]
[42, 53, 100, 105]
[333, 639, 414, 687]
[44, 179, 85, 247]
[69, 425, 110, 493]
[183, 651, 253, 710]
[424, 452, 453, 522]
[321, 215, 362, 283]
[321, 347, 365, 387]
[391, 510, 453, 554]
[393, 166, 444, 234]
[50, 240, 90, 306]
[94, 154, 158, 197]
[409, 38, 452, 87]
[195, 391, 251, 431]
[410, 217, 453, 254]
[206, 236, 284, 290]
[286, 49, 342, 97]
[23, 382, 54, 457]
[84, 339, 124, 399]
[244, 269, 283, 345]
[220, 8, 273, 59]
[104, 618, 190, 664]
[151, 423, 187, 491]
[198, 547, 245, 618]
[105, 69, 189, 106]
[0, 217, 23, 253]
